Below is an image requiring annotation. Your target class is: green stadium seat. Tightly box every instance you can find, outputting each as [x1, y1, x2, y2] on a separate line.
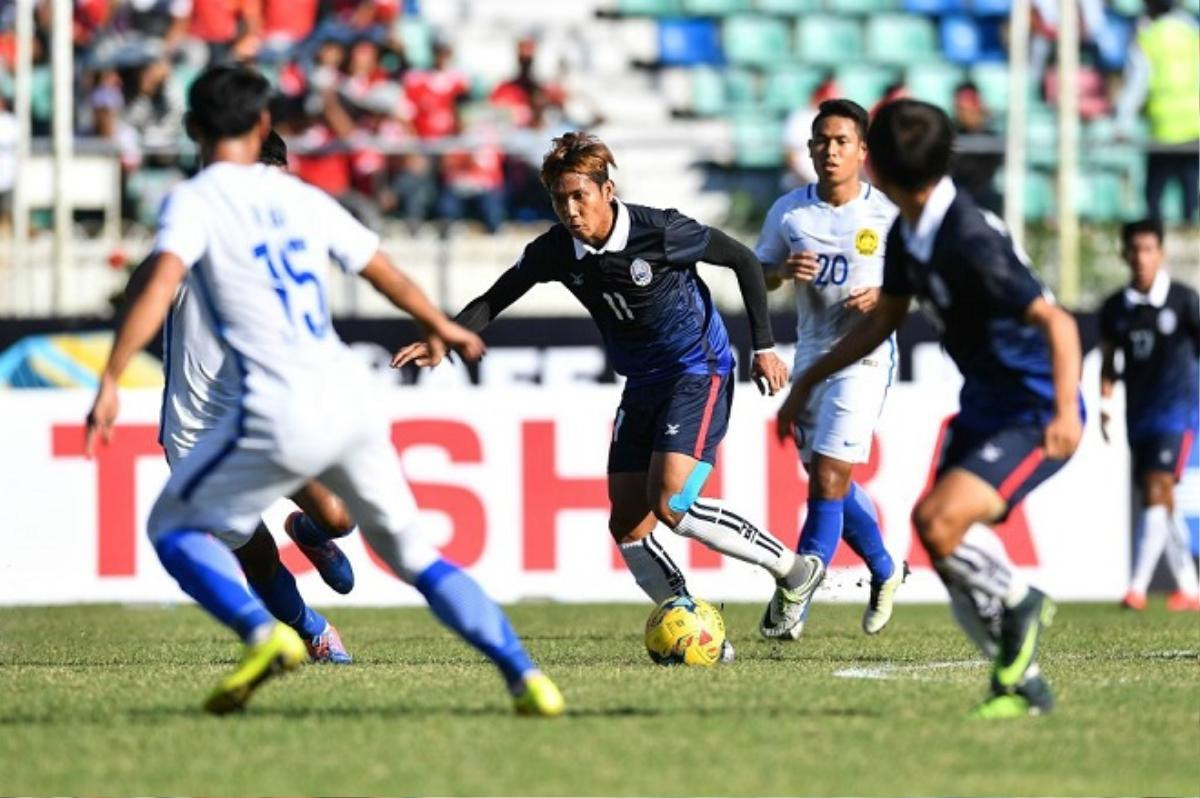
[682, 0, 750, 13]
[395, 18, 434, 69]
[725, 68, 760, 109]
[733, 113, 784, 167]
[690, 67, 729, 115]
[796, 16, 863, 65]
[1160, 181, 1188, 224]
[754, 0, 821, 12]
[906, 63, 965, 112]
[865, 14, 939, 64]
[723, 15, 791, 65]
[969, 62, 1010, 111]
[1110, 0, 1143, 15]
[618, 0, 682, 14]
[1021, 169, 1055, 220]
[763, 64, 826, 112]
[826, 0, 898, 14]
[1075, 171, 1124, 222]
[30, 67, 53, 123]
[835, 64, 897, 107]
[1024, 104, 1057, 167]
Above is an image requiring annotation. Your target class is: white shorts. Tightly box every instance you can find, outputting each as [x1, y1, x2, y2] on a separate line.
[148, 400, 439, 582]
[792, 364, 889, 465]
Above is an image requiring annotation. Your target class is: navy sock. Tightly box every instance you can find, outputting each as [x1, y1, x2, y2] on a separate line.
[797, 497, 845, 567]
[154, 529, 274, 641]
[415, 559, 536, 689]
[248, 563, 327, 639]
[842, 482, 895, 581]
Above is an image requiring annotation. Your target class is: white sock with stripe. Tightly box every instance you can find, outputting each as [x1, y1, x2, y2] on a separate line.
[933, 524, 1028, 609]
[673, 498, 796, 580]
[1131, 505, 1171, 595]
[1165, 509, 1200, 596]
[618, 532, 690, 603]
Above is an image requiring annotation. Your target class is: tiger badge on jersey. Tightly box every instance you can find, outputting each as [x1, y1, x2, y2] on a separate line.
[854, 228, 880, 256]
[630, 258, 653, 287]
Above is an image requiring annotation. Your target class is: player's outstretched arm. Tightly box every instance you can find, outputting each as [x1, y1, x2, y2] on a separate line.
[86, 252, 187, 456]
[391, 262, 537, 369]
[1025, 297, 1083, 459]
[702, 227, 788, 395]
[359, 252, 484, 365]
[775, 292, 909, 442]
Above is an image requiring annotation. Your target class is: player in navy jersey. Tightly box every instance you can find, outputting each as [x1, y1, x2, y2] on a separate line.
[775, 101, 1083, 717]
[394, 133, 825, 650]
[1099, 219, 1200, 612]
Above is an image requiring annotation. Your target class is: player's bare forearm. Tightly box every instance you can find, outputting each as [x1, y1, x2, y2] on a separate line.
[103, 253, 186, 381]
[359, 253, 448, 334]
[703, 228, 774, 351]
[1027, 298, 1082, 417]
[799, 293, 908, 390]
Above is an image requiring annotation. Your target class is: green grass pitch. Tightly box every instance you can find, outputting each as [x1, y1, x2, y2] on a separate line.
[1, 602, 1197, 796]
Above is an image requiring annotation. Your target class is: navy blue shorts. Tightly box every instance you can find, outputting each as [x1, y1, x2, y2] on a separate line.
[937, 420, 1070, 520]
[1131, 429, 1195, 482]
[608, 372, 734, 474]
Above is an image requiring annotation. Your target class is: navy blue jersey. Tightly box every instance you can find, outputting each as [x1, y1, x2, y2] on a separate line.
[516, 202, 734, 386]
[881, 180, 1067, 430]
[1099, 276, 1200, 440]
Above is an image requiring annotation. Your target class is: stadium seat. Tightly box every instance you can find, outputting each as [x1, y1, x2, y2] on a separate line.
[1023, 169, 1054, 220]
[865, 14, 939, 64]
[969, 62, 1010, 111]
[795, 16, 863, 65]
[733, 113, 784, 167]
[1160, 182, 1188, 224]
[969, 0, 1010, 16]
[906, 63, 966, 112]
[1110, 0, 1143, 16]
[618, 0, 682, 14]
[723, 15, 791, 66]
[1075, 171, 1124, 222]
[682, 0, 750, 13]
[826, 0, 898, 14]
[690, 66, 729, 115]
[395, 17, 434, 68]
[939, 15, 1005, 64]
[835, 64, 898, 107]
[1024, 104, 1058, 167]
[30, 67, 53, 124]
[658, 18, 723, 64]
[1094, 11, 1134, 72]
[763, 64, 826, 112]
[754, 0, 821, 12]
[726, 68, 760, 108]
[902, 0, 966, 14]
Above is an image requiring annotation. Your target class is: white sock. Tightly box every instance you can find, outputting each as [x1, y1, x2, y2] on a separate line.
[674, 498, 796, 579]
[618, 532, 689, 603]
[1131, 505, 1171, 595]
[1165, 509, 1200, 596]
[946, 581, 1001, 659]
[934, 524, 1029, 608]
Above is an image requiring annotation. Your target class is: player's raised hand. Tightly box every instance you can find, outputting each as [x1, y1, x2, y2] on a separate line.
[845, 286, 880, 314]
[390, 341, 435, 368]
[435, 320, 486, 363]
[751, 350, 789, 396]
[775, 378, 810, 444]
[1043, 409, 1083, 459]
[785, 251, 821, 283]
[84, 376, 120, 457]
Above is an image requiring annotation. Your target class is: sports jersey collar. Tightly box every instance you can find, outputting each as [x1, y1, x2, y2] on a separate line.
[809, 181, 871, 207]
[1124, 270, 1170, 307]
[573, 199, 630, 259]
[900, 176, 957, 262]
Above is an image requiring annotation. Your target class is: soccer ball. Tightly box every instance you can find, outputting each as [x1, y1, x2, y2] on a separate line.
[644, 595, 726, 666]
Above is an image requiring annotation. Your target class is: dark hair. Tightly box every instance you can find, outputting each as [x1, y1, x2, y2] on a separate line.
[259, 129, 288, 166]
[540, 131, 617, 189]
[185, 64, 272, 142]
[812, 99, 868, 141]
[866, 99, 953, 191]
[1121, 218, 1165, 249]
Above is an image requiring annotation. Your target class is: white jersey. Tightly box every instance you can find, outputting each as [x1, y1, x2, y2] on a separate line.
[153, 162, 380, 462]
[755, 182, 898, 375]
[159, 276, 237, 463]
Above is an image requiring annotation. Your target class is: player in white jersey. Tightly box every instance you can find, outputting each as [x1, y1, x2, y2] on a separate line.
[85, 65, 564, 716]
[755, 100, 906, 640]
[136, 130, 356, 663]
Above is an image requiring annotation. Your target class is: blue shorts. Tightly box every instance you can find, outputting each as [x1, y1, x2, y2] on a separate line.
[937, 420, 1070, 521]
[1131, 430, 1195, 482]
[608, 372, 734, 474]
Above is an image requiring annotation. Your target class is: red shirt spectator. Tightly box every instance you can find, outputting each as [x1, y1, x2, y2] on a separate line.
[262, 0, 317, 43]
[403, 42, 469, 139]
[171, 0, 261, 44]
[291, 123, 352, 197]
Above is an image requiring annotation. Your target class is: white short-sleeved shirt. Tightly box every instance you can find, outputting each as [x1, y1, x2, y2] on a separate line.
[755, 182, 898, 375]
[153, 161, 380, 454]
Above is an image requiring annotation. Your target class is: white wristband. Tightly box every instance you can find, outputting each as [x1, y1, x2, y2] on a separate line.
[752, 348, 774, 356]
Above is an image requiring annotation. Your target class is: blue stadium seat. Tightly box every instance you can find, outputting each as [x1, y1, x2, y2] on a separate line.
[836, 64, 898, 107]
[902, 0, 966, 14]
[659, 18, 723, 64]
[1094, 11, 1134, 72]
[939, 15, 1005, 64]
[969, 0, 1010, 16]
[724, 15, 791, 65]
[796, 16, 863, 65]
[866, 14, 939, 64]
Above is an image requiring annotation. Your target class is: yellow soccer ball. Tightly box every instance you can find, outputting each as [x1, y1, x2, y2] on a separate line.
[644, 595, 726, 666]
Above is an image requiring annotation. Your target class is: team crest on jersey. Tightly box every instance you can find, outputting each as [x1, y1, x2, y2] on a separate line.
[854, 228, 880, 256]
[1157, 307, 1177, 335]
[630, 258, 653, 287]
